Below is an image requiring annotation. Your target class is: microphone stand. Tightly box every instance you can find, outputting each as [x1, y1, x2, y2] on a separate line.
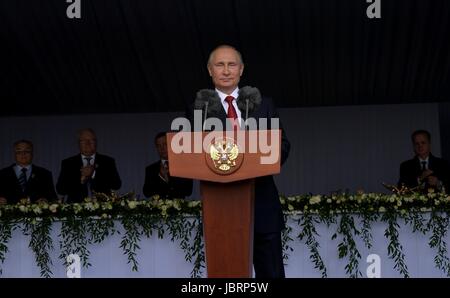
[203, 101, 208, 131]
[244, 99, 249, 130]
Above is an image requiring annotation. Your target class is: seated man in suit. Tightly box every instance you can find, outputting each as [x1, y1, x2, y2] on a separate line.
[398, 129, 450, 194]
[56, 128, 122, 203]
[143, 132, 193, 199]
[0, 140, 57, 205]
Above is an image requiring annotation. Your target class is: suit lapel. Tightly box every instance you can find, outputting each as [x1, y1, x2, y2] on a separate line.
[428, 154, 436, 171]
[93, 153, 100, 168]
[413, 157, 422, 174]
[216, 106, 227, 123]
[8, 165, 25, 196]
[27, 166, 33, 190]
[78, 154, 84, 167]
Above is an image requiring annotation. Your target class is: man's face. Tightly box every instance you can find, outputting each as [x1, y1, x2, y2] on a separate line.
[207, 47, 244, 94]
[413, 133, 431, 158]
[15, 143, 33, 166]
[79, 131, 97, 156]
[155, 136, 168, 160]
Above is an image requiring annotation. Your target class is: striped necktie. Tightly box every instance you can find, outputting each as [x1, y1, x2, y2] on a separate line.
[19, 168, 28, 192]
[84, 157, 93, 198]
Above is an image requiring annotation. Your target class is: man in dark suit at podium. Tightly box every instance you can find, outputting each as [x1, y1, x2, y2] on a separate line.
[398, 129, 450, 194]
[0, 140, 57, 205]
[143, 132, 193, 199]
[56, 128, 122, 203]
[187, 45, 290, 278]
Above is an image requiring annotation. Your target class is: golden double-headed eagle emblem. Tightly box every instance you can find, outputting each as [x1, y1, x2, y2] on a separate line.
[209, 138, 239, 172]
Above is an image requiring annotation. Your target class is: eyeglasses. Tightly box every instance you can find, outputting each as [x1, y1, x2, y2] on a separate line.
[15, 150, 32, 155]
[79, 140, 96, 144]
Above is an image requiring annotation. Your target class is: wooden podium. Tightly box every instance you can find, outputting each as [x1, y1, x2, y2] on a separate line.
[167, 130, 281, 278]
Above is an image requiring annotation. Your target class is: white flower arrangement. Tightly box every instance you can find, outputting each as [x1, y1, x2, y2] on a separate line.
[0, 190, 449, 222]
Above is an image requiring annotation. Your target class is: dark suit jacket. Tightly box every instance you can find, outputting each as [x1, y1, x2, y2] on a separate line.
[187, 94, 291, 234]
[398, 154, 450, 194]
[143, 161, 193, 199]
[0, 164, 57, 204]
[56, 153, 122, 203]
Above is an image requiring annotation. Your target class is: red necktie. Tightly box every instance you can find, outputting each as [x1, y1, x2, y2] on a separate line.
[225, 96, 237, 119]
[225, 96, 239, 130]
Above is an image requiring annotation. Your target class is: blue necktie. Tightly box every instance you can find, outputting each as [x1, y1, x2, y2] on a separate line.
[85, 157, 93, 198]
[19, 168, 27, 192]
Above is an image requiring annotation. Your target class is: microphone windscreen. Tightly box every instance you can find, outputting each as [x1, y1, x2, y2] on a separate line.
[237, 86, 262, 114]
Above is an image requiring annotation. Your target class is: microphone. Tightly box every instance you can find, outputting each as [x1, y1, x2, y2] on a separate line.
[203, 101, 209, 131]
[237, 86, 262, 130]
[194, 89, 222, 131]
[244, 99, 249, 130]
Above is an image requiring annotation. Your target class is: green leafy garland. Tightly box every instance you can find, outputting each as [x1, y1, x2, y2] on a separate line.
[1, 191, 450, 277]
[297, 212, 328, 277]
[22, 217, 54, 278]
[428, 211, 450, 276]
[0, 219, 13, 275]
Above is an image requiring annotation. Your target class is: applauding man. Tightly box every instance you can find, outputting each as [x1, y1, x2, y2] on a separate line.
[399, 130, 450, 193]
[143, 132, 192, 199]
[56, 128, 122, 203]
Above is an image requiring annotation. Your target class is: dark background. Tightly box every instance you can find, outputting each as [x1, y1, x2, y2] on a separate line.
[1, 0, 450, 167]
[1, 0, 449, 116]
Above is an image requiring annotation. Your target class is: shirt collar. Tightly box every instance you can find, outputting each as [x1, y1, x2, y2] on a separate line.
[15, 164, 32, 171]
[81, 153, 96, 160]
[418, 156, 429, 163]
[216, 87, 239, 103]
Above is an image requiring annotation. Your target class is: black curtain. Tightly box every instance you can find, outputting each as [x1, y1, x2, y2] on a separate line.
[1, 0, 449, 116]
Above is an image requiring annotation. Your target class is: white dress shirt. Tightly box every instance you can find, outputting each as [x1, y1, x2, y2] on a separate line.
[216, 87, 242, 125]
[14, 164, 32, 181]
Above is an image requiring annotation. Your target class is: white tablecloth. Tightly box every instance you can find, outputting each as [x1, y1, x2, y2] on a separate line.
[1, 216, 449, 278]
